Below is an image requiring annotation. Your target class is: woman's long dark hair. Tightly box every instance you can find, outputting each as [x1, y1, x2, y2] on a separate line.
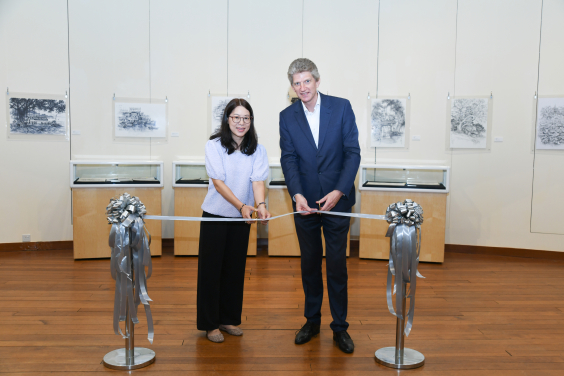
[210, 98, 258, 155]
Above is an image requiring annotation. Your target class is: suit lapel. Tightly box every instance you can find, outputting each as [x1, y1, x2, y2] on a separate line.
[294, 102, 317, 150]
[317, 93, 332, 151]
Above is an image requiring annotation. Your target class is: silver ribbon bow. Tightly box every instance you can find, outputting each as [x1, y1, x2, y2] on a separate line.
[107, 193, 154, 344]
[385, 199, 425, 337]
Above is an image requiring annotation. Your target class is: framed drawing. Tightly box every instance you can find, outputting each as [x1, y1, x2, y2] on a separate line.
[288, 90, 299, 106]
[6, 92, 69, 140]
[113, 99, 167, 139]
[535, 97, 564, 150]
[448, 97, 492, 149]
[368, 97, 410, 149]
[208, 94, 248, 136]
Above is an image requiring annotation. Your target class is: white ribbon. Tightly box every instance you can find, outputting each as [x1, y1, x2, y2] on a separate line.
[144, 211, 386, 222]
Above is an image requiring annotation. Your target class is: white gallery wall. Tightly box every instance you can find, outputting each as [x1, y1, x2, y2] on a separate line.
[0, 0, 73, 243]
[0, 0, 562, 252]
[447, 0, 546, 247]
[531, 0, 564, 236]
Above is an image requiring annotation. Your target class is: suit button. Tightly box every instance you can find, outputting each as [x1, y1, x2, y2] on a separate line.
[318, 171, 321, 174]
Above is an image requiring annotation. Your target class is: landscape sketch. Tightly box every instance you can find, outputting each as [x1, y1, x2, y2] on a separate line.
[450, 98, 489, 148]
[114, 102, 166, 138]
[210, 96, 236, 134]
[536, 97, 564, 150]
[370, 98, 406, 148]
[9, 97, 66, 135]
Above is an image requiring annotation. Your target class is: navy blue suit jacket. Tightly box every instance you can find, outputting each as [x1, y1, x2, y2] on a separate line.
[279, 93, 361, 210]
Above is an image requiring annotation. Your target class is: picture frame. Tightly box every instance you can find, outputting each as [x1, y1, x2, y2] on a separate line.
[367, 96, 411, 150]
[447, 96, 493, 150]
[113, 97, 168, 140]
[6, 92, 69, 141]
[207, 94, 248, 137]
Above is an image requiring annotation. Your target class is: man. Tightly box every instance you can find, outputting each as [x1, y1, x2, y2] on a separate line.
[279, 58, 361, 353]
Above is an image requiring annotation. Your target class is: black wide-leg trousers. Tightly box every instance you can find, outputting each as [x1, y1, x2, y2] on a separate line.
[197, 211, 250, 331]
[293, 207, 351, 332]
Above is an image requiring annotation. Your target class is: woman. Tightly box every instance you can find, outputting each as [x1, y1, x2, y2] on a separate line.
[197, 98, 270, 343]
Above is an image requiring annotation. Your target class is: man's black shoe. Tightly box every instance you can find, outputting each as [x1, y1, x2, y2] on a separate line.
[295, 322, 320, 344]
[333, 330, 354, 353]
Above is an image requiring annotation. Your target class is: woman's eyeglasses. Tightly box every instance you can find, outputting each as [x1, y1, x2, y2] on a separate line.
[229, 115, 252, 124]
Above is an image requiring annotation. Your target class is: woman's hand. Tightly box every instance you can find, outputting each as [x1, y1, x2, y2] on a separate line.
[257, 206, 271, 225]
[241, 205, 257, 224]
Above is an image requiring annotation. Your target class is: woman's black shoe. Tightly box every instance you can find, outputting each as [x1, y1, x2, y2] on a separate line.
[333, 330, 354, 353]
[294, 322, 320, 344]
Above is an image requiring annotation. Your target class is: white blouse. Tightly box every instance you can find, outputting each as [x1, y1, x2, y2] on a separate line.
[201, 138, 269, 218]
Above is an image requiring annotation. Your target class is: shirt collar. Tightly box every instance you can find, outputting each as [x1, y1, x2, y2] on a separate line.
[302, 91, 321, 114]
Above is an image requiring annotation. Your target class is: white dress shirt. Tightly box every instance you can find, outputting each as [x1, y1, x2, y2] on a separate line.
[293, 92, 321, 202]
[302, 92, 321, 148]
[293, 92, 344, 203]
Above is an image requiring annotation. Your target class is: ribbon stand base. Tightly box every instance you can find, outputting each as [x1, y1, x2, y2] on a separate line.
[103, 347, 155, 371]
[375, 347, 425, 370]
[102, 290, 155, 370]
[103, 240, 155, 371]
[375, 283, 424, 370]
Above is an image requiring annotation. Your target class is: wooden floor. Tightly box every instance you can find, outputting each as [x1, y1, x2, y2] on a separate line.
[0, 245, 563, 375]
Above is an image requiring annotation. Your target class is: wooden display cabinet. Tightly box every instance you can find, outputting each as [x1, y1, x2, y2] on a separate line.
[358, 164, 449, 263]
[70, 161, 164, 260]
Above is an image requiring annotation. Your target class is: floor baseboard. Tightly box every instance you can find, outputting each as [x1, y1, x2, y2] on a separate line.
[2, 239, 562, 260]
[0, 240, 73, 252]
[445, 244, 564, 261]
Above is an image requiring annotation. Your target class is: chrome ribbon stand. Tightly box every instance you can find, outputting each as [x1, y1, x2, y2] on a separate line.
[375, 199, 425, 370]
[103, 193, 156, 370]
[106, 197, 423, 369]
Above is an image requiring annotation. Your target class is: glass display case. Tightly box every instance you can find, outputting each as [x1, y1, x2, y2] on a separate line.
[268, 163, 286, 188]
[172, 161, 209, 187]
[70, 161, 164, 188]
[360, 164, 450, 193]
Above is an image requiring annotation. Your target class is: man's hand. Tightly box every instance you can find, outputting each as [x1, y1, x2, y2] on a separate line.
[317, 190, 343, 212]
[295, 194, 315, 215]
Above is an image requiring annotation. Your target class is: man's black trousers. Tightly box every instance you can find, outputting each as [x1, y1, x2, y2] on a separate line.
[293, 209, 350, 332]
